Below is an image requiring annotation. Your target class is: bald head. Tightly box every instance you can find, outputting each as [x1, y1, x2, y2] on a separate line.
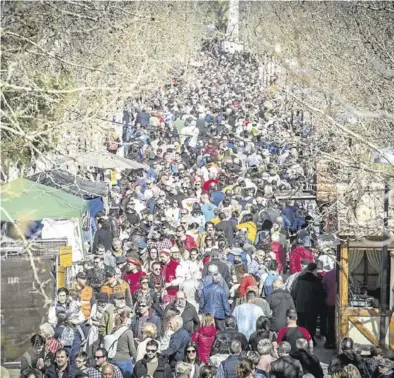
[102, 364, 115, 378]
[272, 279, 284, 290]
[208, 264, 219, 275]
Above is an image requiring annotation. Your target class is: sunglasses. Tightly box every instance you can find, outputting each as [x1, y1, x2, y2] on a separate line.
[94, 355, 105, 359]
[187, 349, 196, 354]
[153, 268, 161, 271]
[141, 281, 149, 284]
[146, 349, 157, 353]
[139, 304, 147, 307]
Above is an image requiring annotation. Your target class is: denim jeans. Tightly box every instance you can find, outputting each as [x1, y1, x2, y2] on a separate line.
[112, 359, 134, 378]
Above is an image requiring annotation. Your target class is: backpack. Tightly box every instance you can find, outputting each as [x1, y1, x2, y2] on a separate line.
[263, 273, 280, 297]
[103, 326, 128, 359]
[60, 326, 75, 347]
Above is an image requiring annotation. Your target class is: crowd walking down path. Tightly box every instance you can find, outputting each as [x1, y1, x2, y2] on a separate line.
[5, 44, 394, 378]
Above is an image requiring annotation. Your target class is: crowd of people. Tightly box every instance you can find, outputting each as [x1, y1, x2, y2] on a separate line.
[13, 46, 394, 378]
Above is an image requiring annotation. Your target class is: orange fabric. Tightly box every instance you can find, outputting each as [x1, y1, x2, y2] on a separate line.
[80, 285, 93, 318]
[100, 280, 128, 296]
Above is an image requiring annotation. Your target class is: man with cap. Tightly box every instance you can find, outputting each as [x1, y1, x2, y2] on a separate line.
[159, 250, 180, 303]
[99, 291, 131, 338]
[292, 263, 325, 343]
[75, 271, 94, 319]
[100, 267, 132, 308]
[123, 257, 146, 295]
[116, 256, 128, 276]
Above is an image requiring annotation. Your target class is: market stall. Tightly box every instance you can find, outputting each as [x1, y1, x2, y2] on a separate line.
[337, 237, 394, 350]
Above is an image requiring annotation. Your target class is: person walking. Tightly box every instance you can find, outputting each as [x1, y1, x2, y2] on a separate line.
[164, 291, 200, 334]
[270, 341, 303, 378]
[277, 310, 313, 354]
[199, 271, 231, 331]
[192, 313, 217, 364]
[266, 279, 295, 333]
[110, 311, 136, 378]
[322, 266, 336, 349]
[215, 340, 244, 378]
[161, 315, 191, 370]
[232, 291, 265, 340]
[292, 263, 325, 343]
[132, 340, 172, 378]
[290, 338, 323, 378]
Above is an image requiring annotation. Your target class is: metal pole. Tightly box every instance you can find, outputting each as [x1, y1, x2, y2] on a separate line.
[379, 183, 390, 346]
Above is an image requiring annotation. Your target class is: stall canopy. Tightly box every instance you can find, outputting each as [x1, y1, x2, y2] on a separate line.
[0, 178, 88, 222]
[29, 170, 109, 198]
[75, 151, 148, 170]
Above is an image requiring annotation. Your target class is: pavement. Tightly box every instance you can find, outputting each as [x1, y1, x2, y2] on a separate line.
[314, 337, 335, 377]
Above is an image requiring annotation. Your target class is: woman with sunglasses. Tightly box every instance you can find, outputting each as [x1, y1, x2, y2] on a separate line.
[183, 341, 201, 378]
[133, 276, 158, 311]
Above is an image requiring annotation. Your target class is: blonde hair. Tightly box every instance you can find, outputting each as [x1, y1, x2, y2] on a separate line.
[39, 322, 55, 338]
[142, 322, 157, 339]
[201, 313, 215, 327]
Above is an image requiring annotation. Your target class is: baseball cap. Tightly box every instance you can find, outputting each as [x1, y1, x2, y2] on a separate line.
[105, 268, 116, 278]
[116, 256, 126, 265]
[97, 292, 109, 303]
[113, 292, 125, 300]
[138, 241, 147, 249]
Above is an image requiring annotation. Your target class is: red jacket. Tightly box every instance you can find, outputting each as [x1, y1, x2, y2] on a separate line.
[289, 247, 314, 273]
[192, 325, 217, 363]
[271, 242, 286, 273]
[123, 270, 146, 295]
[161, 259, 180, 296]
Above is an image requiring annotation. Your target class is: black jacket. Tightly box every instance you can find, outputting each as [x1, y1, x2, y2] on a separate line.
[132, 354, 172, 378]
[270, 355, 303, 378]
[293, 272, 325, 313]
[212, 328, 249, 354]
[290, 348, 323, 378]
[44, 364, 80, 378]
[92, 228, 113, 253]
[329, 350, 369, 377]
[266, 289, 295, 332]
[165, 302, 200, 334]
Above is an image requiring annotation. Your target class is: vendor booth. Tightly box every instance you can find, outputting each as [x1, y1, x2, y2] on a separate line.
[337, 237, 394, 351]
[0, 178, 89, 362]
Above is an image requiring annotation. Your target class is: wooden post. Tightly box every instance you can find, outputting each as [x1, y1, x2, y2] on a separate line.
[340, 242, 349, 307]
[339, 242, 349, 340]
[389, 312, 394, 350]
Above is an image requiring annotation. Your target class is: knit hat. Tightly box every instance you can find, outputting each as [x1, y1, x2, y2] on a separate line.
[97, 292, 109, 303]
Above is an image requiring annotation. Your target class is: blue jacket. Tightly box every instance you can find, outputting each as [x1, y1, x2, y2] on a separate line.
[199, 283, 231, 320]
[162, 328, 190, 368]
